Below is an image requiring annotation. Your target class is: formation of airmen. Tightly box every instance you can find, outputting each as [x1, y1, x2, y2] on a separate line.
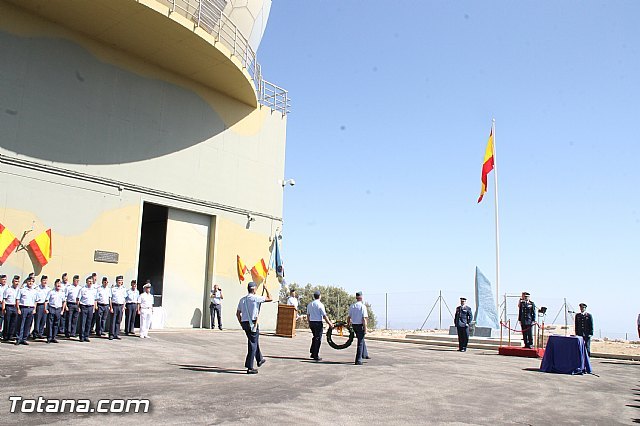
[0, 273, 153, 345]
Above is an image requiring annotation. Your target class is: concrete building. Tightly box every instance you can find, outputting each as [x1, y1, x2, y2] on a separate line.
[0, 0, 288, 330]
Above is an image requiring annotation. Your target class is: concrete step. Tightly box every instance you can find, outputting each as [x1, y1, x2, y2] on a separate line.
[405, 334, 515, 347]
[367, 336, 500, 351]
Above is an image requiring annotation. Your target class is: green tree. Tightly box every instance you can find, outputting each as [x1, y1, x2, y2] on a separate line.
[280, 283, 377, 329]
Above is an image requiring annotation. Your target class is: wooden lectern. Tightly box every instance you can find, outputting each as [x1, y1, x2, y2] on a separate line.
[275, 304, 297, 337]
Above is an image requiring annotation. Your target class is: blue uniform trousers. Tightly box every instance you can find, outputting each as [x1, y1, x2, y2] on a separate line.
[34, 303, 46, 338]
[309, 321, 323, 358]
[125, 303, 137, 334]
[47, 307, 62, 341]
[352, 324, 369, 363]
[17, 306, 35, 343]
[110, 304, 124, 338]
[456, 326, 469, 350]
[66, 303, 79, 337]
[241, 321, 264, 369]
[78, 305, 94, 341]
[3, 305, 18, 340]
[95, 304, 110, 336]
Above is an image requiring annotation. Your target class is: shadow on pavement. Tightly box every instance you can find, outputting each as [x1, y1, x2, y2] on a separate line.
[264, 355, 354, 365]
[600, 361, 640, 366]
[173, 364, 247, 374]
[265, 355, 310, 361]
[522, 367, 541, 372]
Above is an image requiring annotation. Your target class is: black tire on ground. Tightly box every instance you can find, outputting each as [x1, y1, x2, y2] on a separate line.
[326, 321, 354, 350]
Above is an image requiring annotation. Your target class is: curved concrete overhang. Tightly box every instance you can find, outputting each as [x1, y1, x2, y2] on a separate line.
[6, 0, 259, 107]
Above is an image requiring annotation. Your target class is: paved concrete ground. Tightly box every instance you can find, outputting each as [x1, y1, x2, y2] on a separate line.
[0, 329, 638, 425]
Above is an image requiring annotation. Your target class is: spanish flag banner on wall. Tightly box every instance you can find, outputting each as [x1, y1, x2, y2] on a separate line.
[237, 255, 248, 282]
[0, 223, 19, 264]
[28, 229, 52, 266]
[477, 126, 495, 203]
[250, 258, 268, 284]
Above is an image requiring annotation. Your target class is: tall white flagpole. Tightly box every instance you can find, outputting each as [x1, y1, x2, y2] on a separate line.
[491, 118, 501, 318]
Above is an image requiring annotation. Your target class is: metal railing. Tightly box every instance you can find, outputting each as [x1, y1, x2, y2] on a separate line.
[159, 0, 289, 115]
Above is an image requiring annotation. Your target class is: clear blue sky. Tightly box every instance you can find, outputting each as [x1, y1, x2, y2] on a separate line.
[258, 1, 639, 337]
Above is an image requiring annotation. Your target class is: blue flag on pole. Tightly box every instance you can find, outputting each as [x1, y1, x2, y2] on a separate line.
[474, 267, 499, 329]
[274, 236, 284, 284]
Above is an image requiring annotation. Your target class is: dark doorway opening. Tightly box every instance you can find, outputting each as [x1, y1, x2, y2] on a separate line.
[137, 202, 168, 307]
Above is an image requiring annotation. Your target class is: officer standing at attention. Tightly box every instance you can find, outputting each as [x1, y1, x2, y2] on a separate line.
[89, 273, 99, 334]
[125, 279, 139, 335]
[454, 297, 473, 352]
[95, 277, 111, 337]
[307, 290, 333, 361]
[59, 273, 69, 335]
[109, 276, 126, 340]
[76, 276, 97, 342]
[138, 283, 154, 338]
[33, 275, 50, 339]
[64, 275, 82, 338]
[2, 275, 20, 342]
[236, 282, 272, 374]
[574, 303, 594, 356]
[0, 274, 7, 335]
[518, 292, 536, 349]
[209, 284, 223, 330]
[348, 291, 370, 365]
[44, 279, 66, 343]
[15, 277, 37, 345]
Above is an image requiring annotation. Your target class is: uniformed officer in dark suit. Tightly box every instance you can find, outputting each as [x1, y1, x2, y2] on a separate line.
[454, 297, 473, 352]
[518, 292, 536, 348]
[574, 303, 593, 356]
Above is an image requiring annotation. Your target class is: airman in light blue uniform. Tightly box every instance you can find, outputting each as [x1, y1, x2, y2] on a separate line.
[45, 279, 66, 343]
[77, 277, 97, 342]
[124, 280, 139, 335]
[109, 276, 126, 340]
[236, 282, 273, 374]
[2, 275, 20, 341]
[95, 277, 111, 337]
[15, 278, 37, 345]
[64, 275, 82, 338]
[33, 275, 50, 339]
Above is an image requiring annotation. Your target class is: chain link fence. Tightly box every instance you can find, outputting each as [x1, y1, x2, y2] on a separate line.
[362, 290, 637, 341]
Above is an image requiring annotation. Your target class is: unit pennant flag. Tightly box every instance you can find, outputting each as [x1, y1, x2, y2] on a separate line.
[250, 258, 268, 284]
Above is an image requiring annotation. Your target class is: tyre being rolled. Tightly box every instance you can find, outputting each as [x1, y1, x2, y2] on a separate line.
[326, 321, 354, 350]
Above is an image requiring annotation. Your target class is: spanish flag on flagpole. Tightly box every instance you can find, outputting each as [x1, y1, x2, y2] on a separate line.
[477, 125, 495, 203]
[0, 223, 19, 264]
[28, 229, 52, 266]
[250, 258, 268, 284]
[237, 255, 248, 282]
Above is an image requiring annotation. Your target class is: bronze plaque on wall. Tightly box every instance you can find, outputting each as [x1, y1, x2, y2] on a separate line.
[94, 250, 119, 264]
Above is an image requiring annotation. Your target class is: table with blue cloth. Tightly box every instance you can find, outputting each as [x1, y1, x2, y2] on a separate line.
[540, 335, 592, 374]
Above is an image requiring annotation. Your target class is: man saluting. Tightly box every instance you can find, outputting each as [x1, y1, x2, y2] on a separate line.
[236, 282, 272, 374]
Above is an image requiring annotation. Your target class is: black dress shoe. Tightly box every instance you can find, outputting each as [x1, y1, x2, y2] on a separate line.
[247, 369, 258, 374]
[52, 339, 59, 343]
[14, 341, 20, 346]
[355, 361, 363, 365]
[85, 338, 91, 342]
[257, 359, 266, 367]
[115, 336, 121, 340]
[46, 340, 51, 344]
[108, 337, 113, 340]
[313, 357, 322, 362]
[21, 341, 29, 345]
[363, 356, 371, 359]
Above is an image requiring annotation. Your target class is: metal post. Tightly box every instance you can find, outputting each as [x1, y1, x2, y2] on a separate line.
[385, 293, 388, 330]
[197, 0, 201, 27]
[439, 290, 442, 330]
[508, 319, 511, 346]
[564, 297, 568, 336]
[503, 293, 507, 323]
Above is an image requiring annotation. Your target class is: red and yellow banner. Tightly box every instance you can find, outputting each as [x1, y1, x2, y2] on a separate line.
[250, 258, 268, 284]
[0, 223, 19, 264]
[237, 255, 248, 282]
[477, 127, 495, 203]
[28, 229, 52, 266]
